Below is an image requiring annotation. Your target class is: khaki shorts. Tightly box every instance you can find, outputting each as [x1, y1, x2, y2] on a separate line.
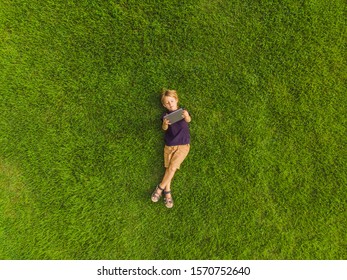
[164, 144, 190, 170]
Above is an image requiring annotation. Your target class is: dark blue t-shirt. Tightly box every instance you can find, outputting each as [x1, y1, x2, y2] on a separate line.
[161, 109, 191, 146]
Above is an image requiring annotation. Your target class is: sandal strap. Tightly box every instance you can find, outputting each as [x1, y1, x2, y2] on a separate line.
[163, 190, 171, 195]
[152, 185, 164, 200]
[152, 192, 161, 198]
[164, 194, 174, 208]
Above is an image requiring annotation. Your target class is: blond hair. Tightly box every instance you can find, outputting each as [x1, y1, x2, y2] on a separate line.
[161, 89, 179, 104]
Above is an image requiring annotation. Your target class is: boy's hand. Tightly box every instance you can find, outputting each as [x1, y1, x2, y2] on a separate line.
[162, 117, 170, 130]
[182, 110, 189, 118]
[163, 118, 171, 126]
[182, 110, 191, 122]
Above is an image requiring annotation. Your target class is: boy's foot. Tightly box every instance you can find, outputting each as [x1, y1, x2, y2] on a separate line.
[163, 191, 174, 208]
[151, 184, 164, 202]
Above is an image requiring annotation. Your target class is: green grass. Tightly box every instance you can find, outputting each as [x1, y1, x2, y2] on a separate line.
[1, 0, 346, 259]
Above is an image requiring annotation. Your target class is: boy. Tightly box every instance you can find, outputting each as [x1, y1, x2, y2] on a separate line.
[151, 89, 191, 208]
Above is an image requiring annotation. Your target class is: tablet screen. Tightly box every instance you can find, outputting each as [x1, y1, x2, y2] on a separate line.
[163, 108, 184, 124]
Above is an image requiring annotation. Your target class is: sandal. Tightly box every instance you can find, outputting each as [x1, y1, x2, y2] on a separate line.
[151, 184, 164, 202]
[163, 191, 174, 208]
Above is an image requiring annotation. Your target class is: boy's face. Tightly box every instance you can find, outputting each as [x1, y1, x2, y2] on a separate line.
[162, 96, 178, 111]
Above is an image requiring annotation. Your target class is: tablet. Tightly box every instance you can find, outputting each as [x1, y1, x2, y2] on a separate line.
[163, 108, 185, 124]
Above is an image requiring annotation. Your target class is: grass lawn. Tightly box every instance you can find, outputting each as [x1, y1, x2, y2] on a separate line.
[0, 0, 346, 259]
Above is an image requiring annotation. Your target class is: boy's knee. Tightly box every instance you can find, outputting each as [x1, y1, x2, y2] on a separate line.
[168, 166, 177, 173]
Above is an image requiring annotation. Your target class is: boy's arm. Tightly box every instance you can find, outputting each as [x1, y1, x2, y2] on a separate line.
[162, 118, 170, 130]
[183, 110, 191, 123]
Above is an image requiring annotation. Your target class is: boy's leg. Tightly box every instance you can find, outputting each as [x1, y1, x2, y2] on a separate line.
[164, 181, 171, 197]
[160, 166, 177, 190]
[162, 169, 174, 208]
[161, 167, 176, 208]
[162, 145, 189, 189]
[153, 167, 176, 198]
